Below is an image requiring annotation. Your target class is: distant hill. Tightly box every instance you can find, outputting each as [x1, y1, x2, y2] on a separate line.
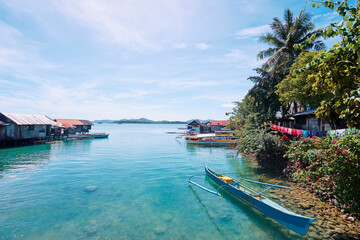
[93, 120, 114, 123]
[186, 119, 212, 123]
[93, 118, 211, 124]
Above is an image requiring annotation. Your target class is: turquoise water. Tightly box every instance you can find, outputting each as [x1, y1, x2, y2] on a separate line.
[0, 124, 302, 239]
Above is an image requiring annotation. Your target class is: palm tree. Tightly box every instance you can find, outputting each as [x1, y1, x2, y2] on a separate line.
[257, 8, 325, 72]
[248, 68, 283, 122]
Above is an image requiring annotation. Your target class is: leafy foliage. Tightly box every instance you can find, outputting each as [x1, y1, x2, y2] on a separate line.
[227, 96, 257, 130]
[276, 51, 327, 110]
[297, 0, 360, 128]
[247, 68, 284, 122]
[234, 117, 288, 170]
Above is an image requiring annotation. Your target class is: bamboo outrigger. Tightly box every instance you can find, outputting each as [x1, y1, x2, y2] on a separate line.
[189, 166, 315, 236]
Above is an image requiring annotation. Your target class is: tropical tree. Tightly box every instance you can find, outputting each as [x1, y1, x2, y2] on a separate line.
[257, 8, 325, 73]
[297, 0, 360, 128]
[247, 68, 284, 122]
[276, 51, 327, 110]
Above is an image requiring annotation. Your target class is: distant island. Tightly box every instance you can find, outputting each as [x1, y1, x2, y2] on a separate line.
[94, 118, 192, 124]
[93, 118, 211, 124]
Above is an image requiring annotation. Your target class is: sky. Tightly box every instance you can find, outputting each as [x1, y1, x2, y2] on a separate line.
[0, 0, 343, 121]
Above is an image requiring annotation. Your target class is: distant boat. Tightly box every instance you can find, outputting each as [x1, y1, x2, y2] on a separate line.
[201, 166, 315, 236]
[184, 133, 236, 146]
[68, 133, 109, 139]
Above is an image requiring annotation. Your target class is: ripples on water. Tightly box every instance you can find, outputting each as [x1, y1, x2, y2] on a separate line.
[0, 124, 302, 239]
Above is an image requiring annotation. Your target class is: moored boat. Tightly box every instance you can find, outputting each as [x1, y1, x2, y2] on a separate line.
[185, 133, 236, 146]
[201, 166, 315, 236]
[68, 133, 109, 139]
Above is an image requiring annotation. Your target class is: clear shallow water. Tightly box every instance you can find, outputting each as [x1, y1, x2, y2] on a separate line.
[0, 124, 303, 239]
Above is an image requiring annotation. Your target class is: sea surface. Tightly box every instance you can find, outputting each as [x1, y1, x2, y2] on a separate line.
[0, 124, 304, 239]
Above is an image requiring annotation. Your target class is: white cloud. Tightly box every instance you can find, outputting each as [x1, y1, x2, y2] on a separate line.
[171, 42, 210, 50]
[114, 89, 156, 99]
[313, 11, 338, 20]
[208, 49, 247, 63]
[0, 20, 57, 84]
[174, 42, 188, 49]
[224, 49, 248, 60]
[235, 24, 270, 39]
[194, 95, 240, 102]
[221, 103, 235, 108]
[208, 49, 261, 68]
[2, 0, 205, 51]
[162, 79, 221, 89]
[194, 43, 210, 50]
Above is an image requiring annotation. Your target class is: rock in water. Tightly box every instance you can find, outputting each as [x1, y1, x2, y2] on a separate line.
[84, 185, 98, 193]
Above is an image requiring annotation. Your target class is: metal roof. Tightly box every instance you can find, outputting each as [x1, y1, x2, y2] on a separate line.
[187, 120, 206, 127]
[1, 113, 59, 126]
[79, 120, 93, 125]
[210, 120, 229, 126]
[291, 108, 317, 117]
[55, 119, 93, 126]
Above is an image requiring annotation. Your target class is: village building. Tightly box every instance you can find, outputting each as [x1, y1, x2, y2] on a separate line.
[187, 120, 206, 133]
[277, 107, 347, 132]
[209, 120, 230, 132]
[0, 113, 61, 145]
[0, 120, 8, 142]
[54, 119, 93, 136]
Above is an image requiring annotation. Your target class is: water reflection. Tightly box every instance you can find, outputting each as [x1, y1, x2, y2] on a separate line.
[0, 144, 52, 176]
[186, 144, 235, 154]
[0, 139, 94, 178]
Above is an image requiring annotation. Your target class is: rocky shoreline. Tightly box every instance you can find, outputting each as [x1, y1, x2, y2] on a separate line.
[241, 155, 360, 239]
[268, 182, 360, 239]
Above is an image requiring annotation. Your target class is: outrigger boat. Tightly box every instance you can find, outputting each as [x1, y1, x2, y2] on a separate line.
[67, 132, 109, 139]
[185, 133, 236, 146]
[188, 166, 315, 236]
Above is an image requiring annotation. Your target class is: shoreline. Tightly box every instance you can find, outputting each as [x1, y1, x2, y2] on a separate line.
[240, 154, 360, 239]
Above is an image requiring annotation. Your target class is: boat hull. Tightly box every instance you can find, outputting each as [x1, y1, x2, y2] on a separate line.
[68, 133, 109, 139]
[205, 166, 315, 236]
[186, 140, 236, 146]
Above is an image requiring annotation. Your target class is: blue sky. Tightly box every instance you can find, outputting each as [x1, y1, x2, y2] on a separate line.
[0, 0, 342, 121]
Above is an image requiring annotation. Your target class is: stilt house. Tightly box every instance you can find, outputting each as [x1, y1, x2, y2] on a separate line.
[187, 120, 206, 133]
[54, 119, 93, 135]
[209, 120, 229, 132]
[0, 113, 59, 141]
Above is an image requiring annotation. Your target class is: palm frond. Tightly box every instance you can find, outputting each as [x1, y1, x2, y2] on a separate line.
[271, 18, 287, 40]
[283, 9, 294, 32]
[257, 48, 277, 60]
[259, 33, 284, 47]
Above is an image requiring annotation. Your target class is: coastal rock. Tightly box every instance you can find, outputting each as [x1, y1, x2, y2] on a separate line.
[84, 185, 98, 193]
[299, 202, 314, 210]
[154, 225, 166, 235]
[163, 213, 173, 222]
[308, 231, 321, 239]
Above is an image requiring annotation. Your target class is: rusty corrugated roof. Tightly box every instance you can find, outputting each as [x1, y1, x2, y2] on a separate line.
[55, 119, 93, 126]
[210, 120, 229, 126]
[1, 113, 59, 126]
[79, 120, 93, 125]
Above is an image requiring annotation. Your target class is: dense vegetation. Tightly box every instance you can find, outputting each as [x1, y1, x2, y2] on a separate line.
[229, 0, 360, 215]
[286, 132, 360, 215]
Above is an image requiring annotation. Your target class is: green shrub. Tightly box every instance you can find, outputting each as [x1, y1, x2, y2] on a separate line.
[235, 117, 288, 171]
